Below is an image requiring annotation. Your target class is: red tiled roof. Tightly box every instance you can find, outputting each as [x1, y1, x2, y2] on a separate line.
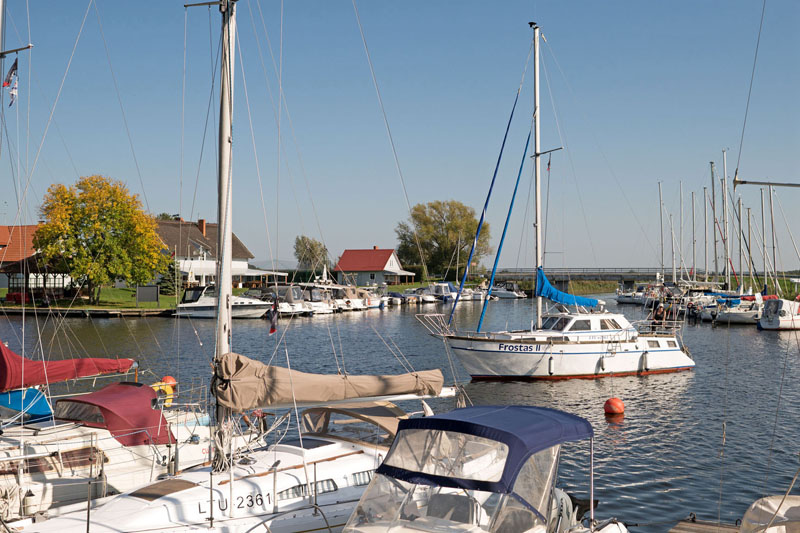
[334, 249, 395, 272]
[0, 225, 39, 263]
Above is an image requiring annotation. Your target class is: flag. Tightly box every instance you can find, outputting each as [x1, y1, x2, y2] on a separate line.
[3, 58, 17, 87]
[546, 154, 551, 172]
[266, 300, 278, 335]
[8, 79, 17, 107]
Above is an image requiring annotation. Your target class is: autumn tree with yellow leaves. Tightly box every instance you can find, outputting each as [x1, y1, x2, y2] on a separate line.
[35, 175, 170, 304]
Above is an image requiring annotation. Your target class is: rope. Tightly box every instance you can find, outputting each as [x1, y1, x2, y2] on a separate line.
[352, 0, 429, 281]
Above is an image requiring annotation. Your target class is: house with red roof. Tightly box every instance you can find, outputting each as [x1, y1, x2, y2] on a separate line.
[333, 246, 415, 286]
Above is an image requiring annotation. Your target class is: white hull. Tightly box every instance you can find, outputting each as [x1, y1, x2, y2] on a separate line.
[446, 333, 694, 379]
[175, 304, 269, 319]
[759, 299, 800, 330]
[714, 310, 760, 324]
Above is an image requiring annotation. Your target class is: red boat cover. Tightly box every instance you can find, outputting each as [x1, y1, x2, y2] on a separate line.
[54, 382, 174, 446]
[741, 294, 778, 301]
[0, 342, 134, 392]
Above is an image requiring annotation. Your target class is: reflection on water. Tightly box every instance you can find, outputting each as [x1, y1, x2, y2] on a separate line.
[0, 294, 798, 530]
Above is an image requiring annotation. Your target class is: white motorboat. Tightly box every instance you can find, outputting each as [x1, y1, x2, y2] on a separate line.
[615, 285, 644, 304]
[490, 281, 527, 299]
[342, 405, 628, 533]
[404, 287, 437, 303]
[759, 297, 800, 330]
[297, 284, 337, 314]
[175, 285, 270, 319]
[261, 285, 314, 316]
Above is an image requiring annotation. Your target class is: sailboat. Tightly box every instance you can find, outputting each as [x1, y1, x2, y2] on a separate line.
[420, 23, 695, 380]
[25, 2, 455, 531]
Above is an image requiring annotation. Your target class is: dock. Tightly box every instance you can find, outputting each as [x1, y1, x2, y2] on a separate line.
[0, 307, 173, 318]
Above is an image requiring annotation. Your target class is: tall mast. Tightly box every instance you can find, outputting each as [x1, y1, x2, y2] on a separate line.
[658, 181, 664, 280]
[670, 214, 676, 282]
[691, 191, 696, 281]
[710, 162, 718, 281]
[533, 23, 542, 328]
[737, 196, 742, 289]
[722, 150, 729, 288]
[703, 187, 708, 281]
[679, 180, 683, 279]
[768, 185, 778, 295]
[747, 207, 753, 289]
[760, 188, 766, 290]
[216, 0, 236, 358]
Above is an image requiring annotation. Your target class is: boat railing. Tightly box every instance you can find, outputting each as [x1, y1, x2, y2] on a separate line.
[633, 319, 684, 338]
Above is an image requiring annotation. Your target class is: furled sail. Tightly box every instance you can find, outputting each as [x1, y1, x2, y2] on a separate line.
[213, 352, 444, 412]
[0, 341, 135, 392]
[535, 267, 599, 308]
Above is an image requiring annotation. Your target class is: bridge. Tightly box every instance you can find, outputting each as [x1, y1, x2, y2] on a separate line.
[493, 267, 713, 291]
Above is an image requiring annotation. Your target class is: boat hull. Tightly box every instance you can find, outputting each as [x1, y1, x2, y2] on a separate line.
[445, 335, 694, 380]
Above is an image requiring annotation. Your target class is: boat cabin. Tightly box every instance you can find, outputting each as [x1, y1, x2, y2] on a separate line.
[343, 405, 597, 533]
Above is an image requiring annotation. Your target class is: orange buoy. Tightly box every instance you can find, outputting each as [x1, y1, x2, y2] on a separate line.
[162, 375, 177, 386]
[604, 397, 625, 415]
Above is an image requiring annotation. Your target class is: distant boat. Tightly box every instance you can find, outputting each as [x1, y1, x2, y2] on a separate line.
[758, 297, 800, 330]
[490, 281, 527, 299]
[175, 285, 270, 318]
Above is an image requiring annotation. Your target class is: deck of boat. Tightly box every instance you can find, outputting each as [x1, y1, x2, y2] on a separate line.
[669, 519, 739, 532]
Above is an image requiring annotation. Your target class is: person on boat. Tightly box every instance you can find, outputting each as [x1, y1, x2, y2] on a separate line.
[652, 303, 666, 330]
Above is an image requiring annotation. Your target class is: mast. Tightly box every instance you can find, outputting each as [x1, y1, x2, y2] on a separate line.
[703, 187, 708, 281]
[722, 150, 729, 288]
[679, 180, 683, 280]
[216, 0, 236, 358]
[710, 162, 718, 281]
[669, 214, 676, 282]
[533, 23, 542, 328]
[761, 188, 766, 290]
[768, 185, 778, 295]
[658, 181, 664, 280]
[691, 190, 696, 281]
[747, 207, 753, 289]
[737, 196, 742, 289]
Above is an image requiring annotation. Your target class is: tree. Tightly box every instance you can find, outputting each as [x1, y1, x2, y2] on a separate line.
[294, 235, 329, 271]
[159, 259, 181, 296]
[35, 175, 171, 304]
[395, 200, 491, 281]
[156, 212, 176, 221]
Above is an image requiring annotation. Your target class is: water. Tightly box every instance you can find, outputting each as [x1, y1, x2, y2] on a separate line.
[1, 295, 798, 530]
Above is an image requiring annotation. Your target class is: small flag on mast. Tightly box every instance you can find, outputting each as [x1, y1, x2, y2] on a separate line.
[266, 300, 278, 335]
[3, 58, 17, 87]
[8, 79, 17, 107]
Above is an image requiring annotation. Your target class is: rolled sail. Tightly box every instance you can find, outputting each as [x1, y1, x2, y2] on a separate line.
[535, 267, 598, 308]
[213, 352, 444, 412]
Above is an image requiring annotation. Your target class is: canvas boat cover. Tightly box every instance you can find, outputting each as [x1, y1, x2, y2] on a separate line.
[535, 267, 599, 308]
[301, 401, 409, 438]
[54, 382, 174, 446]
[213, 352, 444, 412]
[0, 341, 135, 392]
[740, 495, 800, 533]
[377, 405, 592, 494]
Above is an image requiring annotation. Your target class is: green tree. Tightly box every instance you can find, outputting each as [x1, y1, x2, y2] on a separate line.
[159, 259, 181, 296]
[395, 200, 491, 281]
[35, 175, 170, 304]
[156, 212, 176, 221]
[294, 235, 329, 271]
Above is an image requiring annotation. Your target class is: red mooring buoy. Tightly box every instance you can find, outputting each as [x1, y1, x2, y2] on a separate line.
[604, 397, 625, 415]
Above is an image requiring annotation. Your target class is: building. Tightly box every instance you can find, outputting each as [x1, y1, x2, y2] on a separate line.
[156, 219, 287, 287]
[0, 225, 72, 294]
[333, 246, 415, 286]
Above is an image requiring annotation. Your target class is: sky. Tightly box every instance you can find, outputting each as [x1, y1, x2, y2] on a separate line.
[1, 0, 798, 273]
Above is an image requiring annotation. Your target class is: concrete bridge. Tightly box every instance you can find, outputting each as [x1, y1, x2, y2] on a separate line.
[493, 267, 705, 291]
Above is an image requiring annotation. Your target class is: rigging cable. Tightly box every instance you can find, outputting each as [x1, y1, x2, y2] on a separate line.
[352, 0, 430, 282]
[447, 33, 535, 326]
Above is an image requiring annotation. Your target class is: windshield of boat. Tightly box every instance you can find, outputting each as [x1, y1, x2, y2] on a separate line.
[181, 287, 206, 304]
[344, 442, 559, 533]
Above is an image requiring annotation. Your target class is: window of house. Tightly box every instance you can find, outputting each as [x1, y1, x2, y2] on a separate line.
[369, 273, 375, 280]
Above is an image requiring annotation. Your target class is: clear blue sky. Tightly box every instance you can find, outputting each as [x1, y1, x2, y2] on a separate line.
[2, 1, 798, 273]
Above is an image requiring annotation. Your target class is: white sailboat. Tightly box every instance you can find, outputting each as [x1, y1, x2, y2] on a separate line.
[422, 23, 694, 380]
[758, 297, 800, 330]
[24, 3, 456, 531]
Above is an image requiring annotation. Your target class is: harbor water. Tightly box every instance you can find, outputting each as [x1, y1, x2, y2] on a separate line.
[1, 294, 798, 530]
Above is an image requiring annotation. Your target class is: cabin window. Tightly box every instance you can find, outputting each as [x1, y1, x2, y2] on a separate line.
[601, 319, 622, 329]
[551, 317, 570, 331]
[667, 340, 678, 348]
[352, 470, 374, 486]
[647, 340, 660, 348]
[541, 317, 557, 329]
[608, 319, 622, 329]
[568, 320, 591, 331]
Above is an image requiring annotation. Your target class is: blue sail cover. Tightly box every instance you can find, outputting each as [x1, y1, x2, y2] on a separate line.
[377, 405, 593, 494]
[535, 267, 598, 308]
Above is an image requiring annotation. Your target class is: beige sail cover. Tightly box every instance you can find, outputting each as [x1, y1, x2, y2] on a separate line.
[214, 352, 444, 412]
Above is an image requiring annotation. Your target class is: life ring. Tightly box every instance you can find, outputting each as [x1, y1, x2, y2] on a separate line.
[151, 381, 175, 407]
